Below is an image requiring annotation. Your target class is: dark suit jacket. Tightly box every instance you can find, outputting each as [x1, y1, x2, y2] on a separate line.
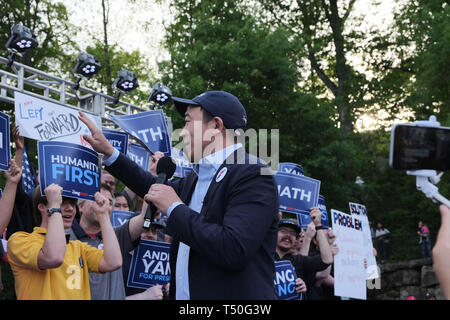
[106, 149, 279, 299]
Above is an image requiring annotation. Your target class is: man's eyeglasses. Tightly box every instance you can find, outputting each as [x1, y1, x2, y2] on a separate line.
[279, 227, 298, 237]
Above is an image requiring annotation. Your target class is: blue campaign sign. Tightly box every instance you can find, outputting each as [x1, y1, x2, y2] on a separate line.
[274, 260, 301, 300]
[111, 210, 134, 227]
[172, 147, 193, 178]
[275, 172, 321, 215]
[102, 128, 129, 155]
[38, 141, 100, 201]
[295, 195, 329, 229]
[0, 111, 11, 171]
[127, 239, 171, 289]
[278, 162, 304, 176]
[110, 110, 171, 156]
[126, 143, 150, 170]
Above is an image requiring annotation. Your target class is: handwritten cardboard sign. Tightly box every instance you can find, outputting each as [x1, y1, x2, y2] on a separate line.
[331, 209, 366, 300]
[15, 92, 102, 148]
[127, 239, 171, 289]
[38, 141, 100, 201]
[349, 202, 379, 280]
[0, 111, 11, 171]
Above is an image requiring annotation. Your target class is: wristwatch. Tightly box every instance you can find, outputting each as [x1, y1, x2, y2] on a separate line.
[47, 208, 62, 217]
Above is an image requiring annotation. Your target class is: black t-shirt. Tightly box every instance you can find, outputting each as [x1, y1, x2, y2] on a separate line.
[274, 252, 329, 281]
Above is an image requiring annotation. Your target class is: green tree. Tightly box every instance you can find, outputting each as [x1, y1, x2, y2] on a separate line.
[160, 0, 334, 152]
[0, 0, 77, 72]
[261, 0, 373, 135]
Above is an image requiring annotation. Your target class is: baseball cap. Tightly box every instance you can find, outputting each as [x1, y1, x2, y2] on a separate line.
[151, 218, 166, 229]
[172, 91, 247, 130]
[278, 219, 301, 235]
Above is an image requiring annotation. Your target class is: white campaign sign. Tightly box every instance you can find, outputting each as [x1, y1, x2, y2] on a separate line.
[15, 92, 101, 148]
[349, 202, 379, 280]
[331, 209, 367, 300]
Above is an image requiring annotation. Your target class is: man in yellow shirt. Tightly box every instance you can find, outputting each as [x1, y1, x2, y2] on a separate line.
[7, 183, 122, 300]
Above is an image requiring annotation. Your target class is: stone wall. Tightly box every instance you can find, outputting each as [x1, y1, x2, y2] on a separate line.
[372, 258, 444, 300]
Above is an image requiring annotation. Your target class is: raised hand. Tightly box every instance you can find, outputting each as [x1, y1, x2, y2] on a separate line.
[92, 192, 109, 216]
[309, 207, 322, 226]
[44, 184, 63, 209]
[78, 111, 115, 156]
[12, 123, 24, 150]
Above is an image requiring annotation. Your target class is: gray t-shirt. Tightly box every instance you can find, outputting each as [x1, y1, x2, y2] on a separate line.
[66, 220, 134, 300]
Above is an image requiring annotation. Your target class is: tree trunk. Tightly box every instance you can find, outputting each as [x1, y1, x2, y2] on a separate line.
[102, 0, 113, 96]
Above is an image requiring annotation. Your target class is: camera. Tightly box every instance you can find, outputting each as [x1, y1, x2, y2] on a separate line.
[389, 122, 450, 171]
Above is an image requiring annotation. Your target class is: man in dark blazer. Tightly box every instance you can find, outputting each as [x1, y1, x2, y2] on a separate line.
[78, 91, 279, 299]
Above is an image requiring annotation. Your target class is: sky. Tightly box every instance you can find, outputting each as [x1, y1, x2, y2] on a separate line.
[61, 0, 400, 131]
[61, 0, 173, 72]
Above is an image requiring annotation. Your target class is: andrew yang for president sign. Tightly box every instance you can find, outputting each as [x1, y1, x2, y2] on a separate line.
[275, 172, 320, 215]
[38, 141, 100, 201]
[102, 128, 129, 155]
[278, 162, 304, 176]
[110, 110, 171, 156]
[274, 261, 301, 300]
[127, 240, 171, 289]
[111, 210, 134, 227]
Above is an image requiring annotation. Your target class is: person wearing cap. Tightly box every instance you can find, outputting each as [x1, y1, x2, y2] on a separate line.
[275, 209, 333, 300]
[78, 90, 279, 300]
[7, 184, 122, 299]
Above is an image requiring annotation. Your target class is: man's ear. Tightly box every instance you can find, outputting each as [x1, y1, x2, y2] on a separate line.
[213, 117, 225, 131]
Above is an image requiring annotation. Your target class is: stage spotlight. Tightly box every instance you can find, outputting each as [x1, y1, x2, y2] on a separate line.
[72, 52, 102, 90]
[5, 24, 39, 67]
[73, 52, 101, 79]
[113, 69, 139, 93]
[148, 82, 172, 106]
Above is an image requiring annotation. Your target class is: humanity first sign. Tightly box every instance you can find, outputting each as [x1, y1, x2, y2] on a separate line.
[127, 240, 171, 289]
[38, 141, 100, 201]
[102, 128, 129, 155]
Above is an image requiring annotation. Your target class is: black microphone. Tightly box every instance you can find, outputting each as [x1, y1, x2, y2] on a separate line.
[143, 156, 176, 229]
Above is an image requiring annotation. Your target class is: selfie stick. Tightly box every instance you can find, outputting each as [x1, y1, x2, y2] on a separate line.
[406, 115, 450, 207]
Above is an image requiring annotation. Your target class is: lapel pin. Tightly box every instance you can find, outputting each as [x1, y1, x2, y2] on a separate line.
[216, 167, 228, 182]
